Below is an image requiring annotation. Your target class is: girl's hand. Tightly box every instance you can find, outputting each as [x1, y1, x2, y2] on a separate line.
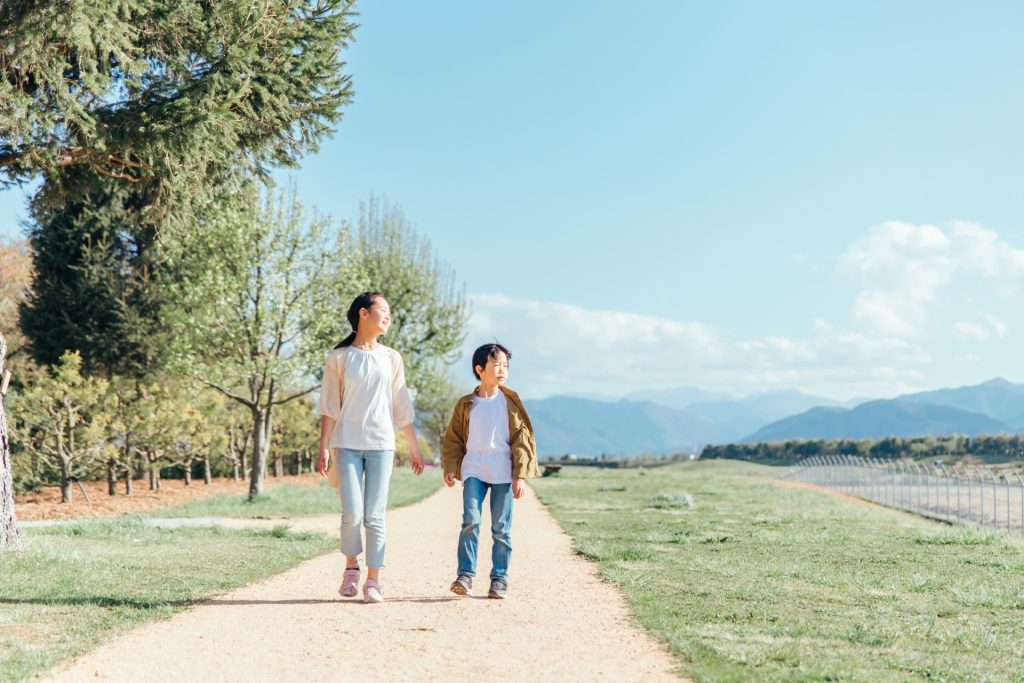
[408, 442, 425, 476]
[317, 449, 331, 477]
[444, 473, 456, 488]
[512, 478, 526, 499]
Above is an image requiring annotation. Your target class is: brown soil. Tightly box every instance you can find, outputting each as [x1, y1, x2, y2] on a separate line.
[43, 485, 688, 682]
[771, 478, 886, 510]
[15, 473, 323, 521]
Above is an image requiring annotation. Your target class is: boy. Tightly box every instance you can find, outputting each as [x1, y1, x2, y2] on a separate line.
[442, 342, 540, 599]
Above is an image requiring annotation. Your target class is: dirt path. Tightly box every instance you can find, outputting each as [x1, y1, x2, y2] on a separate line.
[44, 485, 686, 682]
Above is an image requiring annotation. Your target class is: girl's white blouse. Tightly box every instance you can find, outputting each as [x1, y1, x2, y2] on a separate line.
[318, 344, 415, 451]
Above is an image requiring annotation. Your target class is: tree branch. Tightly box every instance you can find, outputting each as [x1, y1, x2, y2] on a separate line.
[198, 379, 254, 408]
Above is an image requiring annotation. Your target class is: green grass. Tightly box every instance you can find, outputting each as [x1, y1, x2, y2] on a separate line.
[150, 468, 441, 518]
[0, 518, 334, 682]
[532, 460, 1024, 682]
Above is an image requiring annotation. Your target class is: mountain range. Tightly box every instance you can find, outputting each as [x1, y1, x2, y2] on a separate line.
[524, 378, 1024, 457]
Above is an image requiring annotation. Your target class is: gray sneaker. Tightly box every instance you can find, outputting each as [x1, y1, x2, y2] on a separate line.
[488, 578, 508, 599]
[450, 573, 473, 596]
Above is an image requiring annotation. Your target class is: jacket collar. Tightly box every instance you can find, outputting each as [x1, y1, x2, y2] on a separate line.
[461, 385, 521, 405]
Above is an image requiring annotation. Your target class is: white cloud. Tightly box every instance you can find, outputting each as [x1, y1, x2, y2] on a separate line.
[463, 295, 926, 400]
[985, 314, 1008, 338]
[955, 321, 990, 341]
[840, 220, 1024, 338]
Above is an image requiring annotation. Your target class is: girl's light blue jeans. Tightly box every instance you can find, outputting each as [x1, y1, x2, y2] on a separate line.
[337, 448, 393, 569]
[457, 476, 513, 580]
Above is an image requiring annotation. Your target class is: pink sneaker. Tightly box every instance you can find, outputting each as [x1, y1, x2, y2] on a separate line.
[339, 567, 360, 598]
[363, 578, 384, 604]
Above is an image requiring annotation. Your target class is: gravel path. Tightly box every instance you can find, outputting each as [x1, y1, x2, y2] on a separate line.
[44, 485, 685, 682]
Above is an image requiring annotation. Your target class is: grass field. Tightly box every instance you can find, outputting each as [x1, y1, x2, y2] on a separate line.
[150, 467, 441, 518]
[531, 460, 1024, 682]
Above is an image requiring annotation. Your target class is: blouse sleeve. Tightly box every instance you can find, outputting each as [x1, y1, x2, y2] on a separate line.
[390, 349, 415, 429]
[318, 350, 344, 420]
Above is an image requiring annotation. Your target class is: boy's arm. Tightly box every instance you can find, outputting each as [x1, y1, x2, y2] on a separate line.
[442, 402, 466, 479]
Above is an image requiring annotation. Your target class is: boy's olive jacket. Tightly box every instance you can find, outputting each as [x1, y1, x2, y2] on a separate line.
[442, 385, 541, 481]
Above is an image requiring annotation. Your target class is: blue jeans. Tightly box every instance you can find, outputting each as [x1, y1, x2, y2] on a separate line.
[457, 477, 513, 580]
[337, 448, 393, 568]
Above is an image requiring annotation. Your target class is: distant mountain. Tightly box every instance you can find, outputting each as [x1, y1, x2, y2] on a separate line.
[685, 389, 844, 441]
[895, 378, 1024, 424]
[525, 396, 717, 457]
[744, 400, 1012, 442]
[624, 386, 732, 410]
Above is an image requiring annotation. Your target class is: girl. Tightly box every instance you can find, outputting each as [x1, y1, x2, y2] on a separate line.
[318, 292, 424, 603]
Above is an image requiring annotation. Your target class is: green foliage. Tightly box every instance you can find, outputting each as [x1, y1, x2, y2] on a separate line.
[533, 461, 1024, 681]
[19, 170, 168, 375]
[703, 433, 1024, 464]
[166, 184, 350, 397]
[345, 196, 468, 431]
[644, 491, 695, 509]
[8, 352, 113, 499]
[0, 0, 357, 228]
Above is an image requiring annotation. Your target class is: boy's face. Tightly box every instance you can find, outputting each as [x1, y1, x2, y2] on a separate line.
[476, 351, 509, 386]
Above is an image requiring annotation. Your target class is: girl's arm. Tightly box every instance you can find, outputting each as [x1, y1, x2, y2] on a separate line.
[400, 422, 424, 475]
[390, 350, 423, 475]
[318, 416, 336, 476]
[317, 351, 343, 476]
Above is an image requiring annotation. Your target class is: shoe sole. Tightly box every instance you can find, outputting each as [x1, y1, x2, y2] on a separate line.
[364, 594, 384, 604]
[339, 587, 358, 598]
[450, 584, 472, 596]
[487, 592, 506, 599]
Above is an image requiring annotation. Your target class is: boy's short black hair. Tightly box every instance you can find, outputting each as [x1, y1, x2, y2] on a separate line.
[472, 342, 511, 380]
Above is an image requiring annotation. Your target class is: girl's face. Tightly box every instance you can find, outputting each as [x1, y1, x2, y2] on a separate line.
[360, 297, 392, 336]
[476, 351, 509, 386]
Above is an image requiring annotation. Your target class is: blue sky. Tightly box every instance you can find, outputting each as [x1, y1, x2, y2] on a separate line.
[4, 1, 1024, 401]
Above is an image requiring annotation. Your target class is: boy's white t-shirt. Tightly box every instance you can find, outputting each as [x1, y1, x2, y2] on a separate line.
[461, 391, 513, 485]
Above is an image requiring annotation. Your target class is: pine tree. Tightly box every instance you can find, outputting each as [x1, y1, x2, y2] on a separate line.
[0, 0, 357, 229]
[19, 168, 166, 375]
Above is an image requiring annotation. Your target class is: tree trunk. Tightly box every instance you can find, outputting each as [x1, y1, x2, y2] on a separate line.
[273, 453, 283, 478]
[184, 464, 192, 486]
[203, 455, 212, 485]
[107, 458, 117, 496]
[149, 459, 160, 491]
[232, 461, 240, 483]
[248, 409, 268, 499]
[124, 469, 133, 496]
[60, 458, 72, 504]
[1, 332, 21, 552]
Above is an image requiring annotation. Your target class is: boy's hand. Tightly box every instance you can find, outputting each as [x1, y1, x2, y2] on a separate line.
[444, 473, 456, 488]
[317, 448, 330, 477]
[512, 478, 526, 499]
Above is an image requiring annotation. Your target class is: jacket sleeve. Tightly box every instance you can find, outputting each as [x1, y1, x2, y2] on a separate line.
[442, 402, 466, 477]
[318, 350, 344, 420]
[511, 400, 541, 479]
[390, 349, 415, 429]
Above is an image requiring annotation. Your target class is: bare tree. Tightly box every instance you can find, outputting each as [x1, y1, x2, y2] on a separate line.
[1, 333, 21, 551]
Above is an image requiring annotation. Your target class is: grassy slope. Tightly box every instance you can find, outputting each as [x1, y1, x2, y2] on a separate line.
[532, 460, 1024, 682]
[150, 468, 441, 518]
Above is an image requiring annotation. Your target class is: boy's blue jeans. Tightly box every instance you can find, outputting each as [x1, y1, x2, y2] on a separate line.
[457, 476, 513, 580]
[337, 448, 393, 569]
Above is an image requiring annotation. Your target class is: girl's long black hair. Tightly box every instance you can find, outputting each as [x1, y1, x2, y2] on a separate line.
[335, 291, 383, 349]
